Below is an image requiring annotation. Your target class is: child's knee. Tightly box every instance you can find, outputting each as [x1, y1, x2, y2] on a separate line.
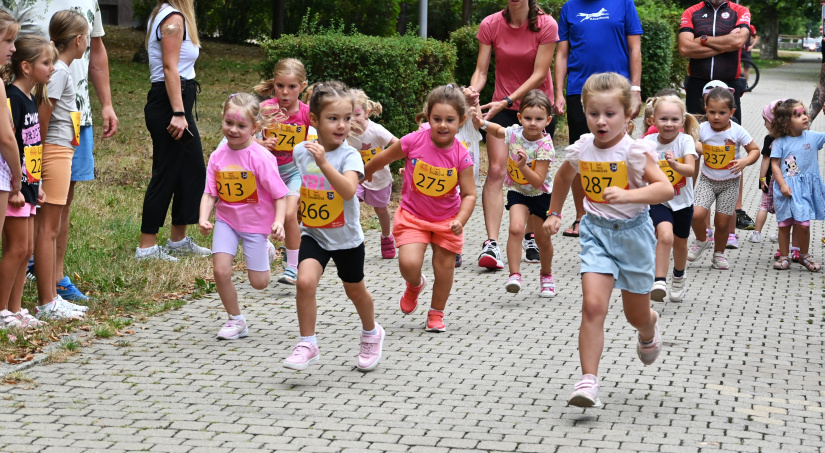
[213, 263, 233, 281]
[581, 298, 608, 321]
[509, 222, 526, 238]
[344, 282, 372, 304]
[248, 271, 270, 290]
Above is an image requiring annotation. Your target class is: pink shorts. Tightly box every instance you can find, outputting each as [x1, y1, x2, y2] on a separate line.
[6, 202, 37, 218]
[356, 183, 392, 208]
[392, 207, 463, 254]
[778, 218, 810, 228]
[211, 220, 271, 272]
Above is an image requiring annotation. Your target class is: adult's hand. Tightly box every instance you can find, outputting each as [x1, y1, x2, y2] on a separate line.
[631, 91, 642, 119]
[168, 115, 188, 140]
[100, 105, 118, 138]
[481, 99, 508, 121]
[554, 95, 566, 116]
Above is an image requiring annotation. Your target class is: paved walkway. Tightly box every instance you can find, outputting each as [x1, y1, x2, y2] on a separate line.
[2, 56, 824, 452]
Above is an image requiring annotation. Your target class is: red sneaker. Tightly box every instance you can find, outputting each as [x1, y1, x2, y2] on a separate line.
[380, 235, 396, 259]
[425, 309, 446, 332]
[400, 275, 426, 314]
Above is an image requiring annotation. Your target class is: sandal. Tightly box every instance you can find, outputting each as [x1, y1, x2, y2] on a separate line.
[562, 219, 581, 237]
[799, 254, 822, 272]
[773, 256, 790, 270]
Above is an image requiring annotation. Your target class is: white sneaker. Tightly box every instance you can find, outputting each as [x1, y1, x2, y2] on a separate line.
[135, 245, 178, 261]
[687, 239, 711, 262]
[669, 274, 687, 302]
[56, 295, 88, 313]
[166, 237, 211, 257]
[770, 233, 779, 243]
[267, 240, 277, 265]
[650, 280, 667, 302]
[1, 309, 22, 328]
[35, 299, 84, 320]
[748, 231, 762, 243]
[711, 251, 729, 270]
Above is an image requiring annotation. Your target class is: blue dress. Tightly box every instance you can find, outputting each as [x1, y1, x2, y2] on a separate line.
[770, 130, 825, 222]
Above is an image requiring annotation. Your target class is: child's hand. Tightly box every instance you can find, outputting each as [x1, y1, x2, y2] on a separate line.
[398, 167, 405, 176]
[515, 150, 528, 169]
[780, 184, 792, 197]
[664, 150, 677, 165]
[37, 187, 46, 205]
[449, 219, 463, 236]
[543, 215, 561, 236]
[270, 222, 285, 242]
[305, 141, 328, 166]
[261, 136, 278, 150]
[760, 179, 769, 193]
[9, 192, 25, 208]
[729, 159, 747, 175]
[198, 220, 213, 236]
[362, 167, 374, 183]
[471, 110, 484, 129]
[602, 186, 629, 204]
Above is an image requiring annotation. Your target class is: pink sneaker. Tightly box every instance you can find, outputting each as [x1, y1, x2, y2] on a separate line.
[637, 313, 662, 365]
[357, 324, 385, 371]
[283, 341, 320, 370]
[381, 235, 396, 259]
[14, 309, 47, 328]
[568, 374, 601, 407]
[217, 318, 248, 340]
[425, 309, 446, 332]
[400, 275, 426, 315]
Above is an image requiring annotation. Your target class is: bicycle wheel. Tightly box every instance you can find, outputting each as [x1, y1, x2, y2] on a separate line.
[742, 60, 760, 92]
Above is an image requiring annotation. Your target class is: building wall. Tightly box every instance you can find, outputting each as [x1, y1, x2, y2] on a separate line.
[98, 0, 134, 27]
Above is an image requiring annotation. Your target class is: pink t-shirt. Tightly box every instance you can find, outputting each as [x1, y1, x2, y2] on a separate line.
[399, 130, 473, 222]
[205, 141, 290, 234]
[477, 11, 559, 110]
[260, 99, 311, 167]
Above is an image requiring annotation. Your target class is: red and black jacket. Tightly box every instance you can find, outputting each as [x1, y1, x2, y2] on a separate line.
[680, 1, 751, 80]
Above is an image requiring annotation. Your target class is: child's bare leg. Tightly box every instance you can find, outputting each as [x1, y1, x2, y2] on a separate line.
[430, 243, 455, 311]
[295, 258, 324, 336]
[248, 270, 271, 290]
[795, 224, 811, 255]
[284, 195, 301, 250]
[791, 224, 800, 249]
[692, 206, 709, 241]
[532, 216, 553, 275]
[375, 206, 392, 237]
[713, 212, 732, 253]
[579, 272, 614, 376]
[344, 281, 375, 331]
[0, 217, 29, 311]
[398, 243, 427, 286]
[778, 225, 792, 256]
[754, 208, 768, 232]
[213, 253, 240, 316]
[654, 222, 674, 278]
[621, 290, 657, 342]
[673, 236, 689, 271]
[506, 205, 529, 275]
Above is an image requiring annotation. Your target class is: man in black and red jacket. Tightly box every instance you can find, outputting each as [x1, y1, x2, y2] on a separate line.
[678, 0, 751, 123]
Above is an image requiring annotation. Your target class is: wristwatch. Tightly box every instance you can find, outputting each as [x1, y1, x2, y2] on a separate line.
[700, 35, 708, 46]
[504, 96, 514, 108]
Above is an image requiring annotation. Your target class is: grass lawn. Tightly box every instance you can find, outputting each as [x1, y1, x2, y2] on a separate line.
[751, 50, 801, 70]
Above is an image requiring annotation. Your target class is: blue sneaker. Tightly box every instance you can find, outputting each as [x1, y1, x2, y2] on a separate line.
[56, 276, 89, 302]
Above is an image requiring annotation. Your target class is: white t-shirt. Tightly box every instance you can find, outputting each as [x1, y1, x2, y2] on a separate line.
[347, 120, 395, 190]
[148, 4, 199, 82]
[646, 132, 698, 211]
[23, 0, 104, 127]
[698, 121, 753, 181]
[44, 61, 78, 149]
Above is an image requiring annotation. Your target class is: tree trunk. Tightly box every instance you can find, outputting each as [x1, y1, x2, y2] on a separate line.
[397, 2, 407, 35]
[271, 0, 285, 39]
[761, 5, 779, 60]
[462, 0, 472, 25]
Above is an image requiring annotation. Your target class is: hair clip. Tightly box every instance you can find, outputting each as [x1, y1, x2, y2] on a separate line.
[446, 84, 454, 89]
[228, 93, 240, 99]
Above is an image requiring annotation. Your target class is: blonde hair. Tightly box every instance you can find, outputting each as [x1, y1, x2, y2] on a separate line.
[254, 58, 307, 99]
[581, 72, 632, 116]
[651, 95, 700, 140]
[350, 89, 383, 117]
[308, 80, 354, 117]
[222, 93, 262, 130]
[49, 10, 88, 54]
[301, 82, 317, 103]
[144, 0, 201, 49]
[643, 97, 655, 125]
[0, 9, 20, 42]
[3, 35, 55, 106]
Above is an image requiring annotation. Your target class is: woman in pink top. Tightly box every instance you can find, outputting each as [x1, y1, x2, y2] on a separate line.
[468, 0, 559, 271]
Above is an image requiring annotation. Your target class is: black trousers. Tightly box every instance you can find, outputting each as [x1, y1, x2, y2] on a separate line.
[141, 79, 205, 235]
[684, 75, 744, 124]
[566, 94, 588, 144]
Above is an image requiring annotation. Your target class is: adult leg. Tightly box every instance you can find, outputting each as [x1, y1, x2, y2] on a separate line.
[481, 132, 507, 241]
[565, 94, 589, 235]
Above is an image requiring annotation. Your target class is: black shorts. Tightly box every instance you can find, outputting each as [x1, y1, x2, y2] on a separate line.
[298, 235, 365, 283]
[649, 204, 694, 239]
[481, 107, 556, 141]
[505, 190, 552, 221]
[741, 50, 752, 61]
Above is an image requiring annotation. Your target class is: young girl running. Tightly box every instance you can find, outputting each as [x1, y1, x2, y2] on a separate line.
[0, 36, 50, 328]
[34, 10, 90, 319]
[645, 95, 699, 302]
[347, 89, 399, 259]
[472, 90, 556, 297]
[282, 81, 384, 372]
[254, 58, 310, 285]
[543, 72, 673, 407]
[363, 85, 476, 332]
[686, 87, 759, 270]
[0, 11, 23, 246]
[199, 93, 289, 339]
[769, 100, 825, 271]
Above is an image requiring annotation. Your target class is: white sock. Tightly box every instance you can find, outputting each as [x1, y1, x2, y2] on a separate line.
[229, 314, 245, 321]
[301, 335, 317, 346]
[362, 327, 378, 336]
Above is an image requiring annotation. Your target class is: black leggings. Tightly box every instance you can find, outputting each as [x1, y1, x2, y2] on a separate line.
[140, 80, 205, 235]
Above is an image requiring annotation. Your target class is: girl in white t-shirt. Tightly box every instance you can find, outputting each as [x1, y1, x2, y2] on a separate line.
[348, 89, 399, 259]
[686, 87, 759, 270]
[644, 96, 700, 303]
[544, 73, 673, 408]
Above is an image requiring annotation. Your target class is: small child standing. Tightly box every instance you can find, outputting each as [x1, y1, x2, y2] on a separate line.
[645, 95, 699, 302]
[363, 85, 476, 332]
[0, 10, 23, 240]
[473, 90, 557, 297]
[283, 81, 384, 372]
[749, 99, 782, 244]
[199, 94, 288, 339]
[544, 73, 673, 407]
[347, 89, 399, 259]
[769, 100, 825, 271]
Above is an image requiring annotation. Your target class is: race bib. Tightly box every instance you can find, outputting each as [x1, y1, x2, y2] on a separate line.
[578, 160, 629, 203]
[507, 156, 538, 185]
[412, 159, 458, 198]
[359, 147, 383, 166]
[300, 186, 345, 229]
[216, 171, 258, 204]
[24, 145, 42, 183]
[658, 157, 686, 193]
[263, 123, 307, 152]
[70, 111, 80, 146]
[702, 143, 735, 169]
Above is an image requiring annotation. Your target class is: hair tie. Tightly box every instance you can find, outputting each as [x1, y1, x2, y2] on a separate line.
[446, 84, 454, 89]
[228, 93, 240, 99]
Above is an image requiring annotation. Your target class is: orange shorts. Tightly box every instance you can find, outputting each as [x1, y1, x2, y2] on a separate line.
[392, 207, 463, 254]
[41, 143, 74, 205]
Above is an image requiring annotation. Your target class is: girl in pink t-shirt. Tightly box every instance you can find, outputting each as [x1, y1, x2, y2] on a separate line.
[199, 94, 289, 340]
[363, 85, 476, 333]
[253, 58, 311, 286]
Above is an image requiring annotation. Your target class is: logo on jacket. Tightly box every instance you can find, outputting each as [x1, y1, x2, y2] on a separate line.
[721, 12, 730, 19]
[577, 8, 609, 22]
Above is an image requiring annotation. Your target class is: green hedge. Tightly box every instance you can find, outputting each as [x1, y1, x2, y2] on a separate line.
[258, 32, 455, 136]
[637, 1, 688, 96]
[640, 17, 673, 100]
[449, 25, 494, 104]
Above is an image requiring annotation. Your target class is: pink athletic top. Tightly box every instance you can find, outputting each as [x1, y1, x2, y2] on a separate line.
[205, 141, 290, 234]
[477, 11, 559, 110]
[260, 99, 311, 167]
[399, 130, 473, 222]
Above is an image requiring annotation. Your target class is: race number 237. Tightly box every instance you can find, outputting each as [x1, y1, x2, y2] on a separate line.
[702, 143, 735, 169]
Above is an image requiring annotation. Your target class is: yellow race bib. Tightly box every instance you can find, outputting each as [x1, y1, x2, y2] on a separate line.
[658, 157, 686, 193]
[216, 171, 258, 204]
[24, 145, 42, 183]
[507, 156, 538, 185]
[300, 186, 345, 229]
[578, 160, 629, 203]
[359, 147, 383, 166]
[702, 143, 735, 170]
[263, 123, 307, 152]
[70, 111, 80, 146]
[412, 159, 458, 198]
